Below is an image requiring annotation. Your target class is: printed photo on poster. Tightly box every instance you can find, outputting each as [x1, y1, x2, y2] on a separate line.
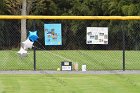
[86, 27, 108, 44]
[44, 24, 62, 45]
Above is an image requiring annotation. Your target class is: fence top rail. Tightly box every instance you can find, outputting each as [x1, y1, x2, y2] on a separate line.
[0, 15, 140, 20]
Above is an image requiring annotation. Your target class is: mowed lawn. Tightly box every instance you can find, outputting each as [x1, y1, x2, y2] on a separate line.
[0, 74, 140, 93]
[0, 50, 140, 70]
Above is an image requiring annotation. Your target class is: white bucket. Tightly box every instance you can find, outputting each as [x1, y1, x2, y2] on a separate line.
[82, 65, 86, 71]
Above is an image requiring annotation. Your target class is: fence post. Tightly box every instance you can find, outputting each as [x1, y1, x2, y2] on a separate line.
[33, 46, 36, 71]
[122, 21, 125, 71]
[33, 20, 36, 71]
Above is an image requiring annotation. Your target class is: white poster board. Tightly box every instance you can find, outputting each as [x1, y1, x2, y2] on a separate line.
[86, 27, 108, 44]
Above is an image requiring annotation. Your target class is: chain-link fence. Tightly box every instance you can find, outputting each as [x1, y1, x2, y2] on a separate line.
[0, 19, 140, 70]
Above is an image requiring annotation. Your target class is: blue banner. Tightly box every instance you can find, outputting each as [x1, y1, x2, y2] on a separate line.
[44, 24, 62, 45]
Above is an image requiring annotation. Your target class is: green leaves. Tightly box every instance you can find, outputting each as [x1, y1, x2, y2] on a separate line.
[3, 0, 22, 15]
[122, 4, 138, 15]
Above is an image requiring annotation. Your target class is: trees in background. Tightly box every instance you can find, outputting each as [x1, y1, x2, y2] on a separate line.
[0, 0, 140, 50]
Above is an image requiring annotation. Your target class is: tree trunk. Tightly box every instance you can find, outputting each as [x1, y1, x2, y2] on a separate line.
[21, 0, 26, 42]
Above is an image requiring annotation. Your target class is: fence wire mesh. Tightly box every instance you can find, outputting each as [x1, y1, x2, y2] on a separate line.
[0, 19, 140, 70]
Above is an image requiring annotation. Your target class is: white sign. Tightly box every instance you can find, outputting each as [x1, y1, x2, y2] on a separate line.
[62, 66, 72, 71]
[86, 27, 108, 44]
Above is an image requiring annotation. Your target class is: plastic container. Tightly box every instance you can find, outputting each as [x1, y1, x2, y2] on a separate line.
[82, 65, 86, 71]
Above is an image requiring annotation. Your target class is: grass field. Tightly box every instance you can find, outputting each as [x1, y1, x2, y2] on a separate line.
[0, 74, 140, 93]
[0, 50, 140, 70]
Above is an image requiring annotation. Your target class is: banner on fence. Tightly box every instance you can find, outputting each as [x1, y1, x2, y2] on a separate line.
[44, 24, 62, 45]
[86, 27, 108, 44]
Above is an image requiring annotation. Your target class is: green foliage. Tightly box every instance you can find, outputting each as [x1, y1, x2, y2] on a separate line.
[0, 0, 140, 50]
[3, 0, 22, 15]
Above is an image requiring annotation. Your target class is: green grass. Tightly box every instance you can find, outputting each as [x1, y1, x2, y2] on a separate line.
[0, 50, 140, 70]
[0, 74, 140, 93]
